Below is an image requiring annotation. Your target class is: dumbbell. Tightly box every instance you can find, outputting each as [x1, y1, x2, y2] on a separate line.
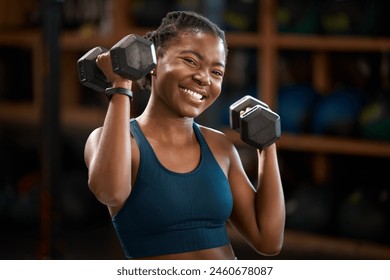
[230, 95, 281, 149]
[77, 34, 157, 92]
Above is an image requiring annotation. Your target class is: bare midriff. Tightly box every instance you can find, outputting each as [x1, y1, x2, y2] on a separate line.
[132, 244, 235, 260]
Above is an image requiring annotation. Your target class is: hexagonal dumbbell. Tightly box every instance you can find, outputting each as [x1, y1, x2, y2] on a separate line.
[77, 34, 157, 92]
[230, 95, 281, 149]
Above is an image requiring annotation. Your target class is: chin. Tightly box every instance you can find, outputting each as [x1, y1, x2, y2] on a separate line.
[178, 106, 206, 119]
[181, 112, 200, 119]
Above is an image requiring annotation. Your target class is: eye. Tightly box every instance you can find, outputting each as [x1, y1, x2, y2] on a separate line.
[183, 57, 197, 66]
[212, 69, 224, 77]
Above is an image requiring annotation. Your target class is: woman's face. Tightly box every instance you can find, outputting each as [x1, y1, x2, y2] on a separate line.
[151, 31, 226, 119]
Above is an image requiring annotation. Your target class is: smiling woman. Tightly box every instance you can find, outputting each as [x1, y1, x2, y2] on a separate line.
[84, 10, 285, 260]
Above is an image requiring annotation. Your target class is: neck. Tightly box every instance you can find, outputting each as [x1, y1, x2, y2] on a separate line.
[136, 95, 195, 142]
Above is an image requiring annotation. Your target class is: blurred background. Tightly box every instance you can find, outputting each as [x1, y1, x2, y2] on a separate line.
[0, 0, 389, 259]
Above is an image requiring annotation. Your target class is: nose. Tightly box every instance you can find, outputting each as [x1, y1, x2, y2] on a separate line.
[193, 72, 211, 86]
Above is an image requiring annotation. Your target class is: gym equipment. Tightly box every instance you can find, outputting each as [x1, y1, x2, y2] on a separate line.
[359, 94, 390, 141]
[277, 0, 320, 34]
[278, 84, 318, 133]
[311, 87, 366, 136]
[319, 0, 380, 36]
[223, 0, 257, 32]
[77, 34, 157, 92]
[230, 95, 281, 149]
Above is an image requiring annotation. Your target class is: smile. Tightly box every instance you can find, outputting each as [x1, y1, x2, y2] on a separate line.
[179, 87, 205, 101]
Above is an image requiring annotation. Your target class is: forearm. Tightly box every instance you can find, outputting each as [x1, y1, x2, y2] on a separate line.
[88, 93, 132, 206]
[255, 144, 285, 252]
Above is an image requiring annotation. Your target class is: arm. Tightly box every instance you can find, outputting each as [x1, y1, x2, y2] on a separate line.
[84, 52, 133, 213]
[228, 143, 285, 256]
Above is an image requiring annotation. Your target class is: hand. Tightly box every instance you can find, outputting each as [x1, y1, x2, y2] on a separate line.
[96, 52, 132, 89]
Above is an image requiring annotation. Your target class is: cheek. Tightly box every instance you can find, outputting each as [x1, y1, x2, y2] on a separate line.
[159, 61, 174, 73]
[211, 80, 223, 97]
[155, 61, 181, 86]
[154, 63, 176, 88]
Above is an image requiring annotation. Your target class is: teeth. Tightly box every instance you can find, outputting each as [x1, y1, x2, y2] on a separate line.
[180, 87, 203, 100]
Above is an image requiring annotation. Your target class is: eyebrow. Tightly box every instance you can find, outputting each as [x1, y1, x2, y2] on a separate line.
[179, 50, 225, 68]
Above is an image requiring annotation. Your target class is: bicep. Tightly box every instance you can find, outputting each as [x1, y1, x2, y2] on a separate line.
[228, 145, 259, 240]
[228, 146, 256, 211]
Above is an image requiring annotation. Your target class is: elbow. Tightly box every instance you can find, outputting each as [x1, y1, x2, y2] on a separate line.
[251, 234, 284, 257]
[257, 243, 283, 257]
[88, 173, 129, 207]
[254, 243, 283, 257]
[88, 176, 109, 204]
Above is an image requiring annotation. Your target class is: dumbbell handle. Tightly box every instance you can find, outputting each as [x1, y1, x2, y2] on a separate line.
[230, 95, 269, 131]
[240, 105, 260, 118]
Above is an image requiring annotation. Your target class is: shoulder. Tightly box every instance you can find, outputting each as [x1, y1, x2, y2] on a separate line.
[197, 124, 236, 155]
[197, 124, 230, 141]
[86, 127, 103, 147]
[197, 124, 245, 179]
[84, 127, 103, 166]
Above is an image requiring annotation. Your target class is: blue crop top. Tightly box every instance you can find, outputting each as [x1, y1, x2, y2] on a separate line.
[112, 119, 233, 258]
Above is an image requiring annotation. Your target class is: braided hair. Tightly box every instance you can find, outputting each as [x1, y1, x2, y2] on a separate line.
[138, 11, 228, 91]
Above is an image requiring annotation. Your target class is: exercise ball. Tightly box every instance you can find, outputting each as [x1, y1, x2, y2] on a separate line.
[311, 87, 366, 136]
[359, 94, 390, 141]
[278, 84, 318, 133]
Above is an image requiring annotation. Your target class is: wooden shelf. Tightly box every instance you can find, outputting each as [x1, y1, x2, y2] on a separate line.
[0, 102, 40, 126]
[278, 133, 390, 158]
[277, 34, 390, 52]
[0, 30, 41, 46]
[60, 27, 154, 51]
[229, 227, 390, 259]
[226, 32, 263, 48]
[60, 29, 264, 51]
[225, 33, 390, 51]
[61, 107, 106, 131]
[283, 230, 390, 259]
[223, 129, 390, 158]
[60, 30, 121, 51]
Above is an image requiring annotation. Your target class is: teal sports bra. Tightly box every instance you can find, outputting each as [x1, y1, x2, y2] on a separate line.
[112, 119, 233, 258]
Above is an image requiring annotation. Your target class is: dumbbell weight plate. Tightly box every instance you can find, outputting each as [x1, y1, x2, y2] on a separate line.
[77, 46, 110, 92]
[110, 34, 157, 80]
[240, 105, 281, 149]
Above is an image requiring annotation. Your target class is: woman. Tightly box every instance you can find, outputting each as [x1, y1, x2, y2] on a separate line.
[84, 11, 285, 260]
